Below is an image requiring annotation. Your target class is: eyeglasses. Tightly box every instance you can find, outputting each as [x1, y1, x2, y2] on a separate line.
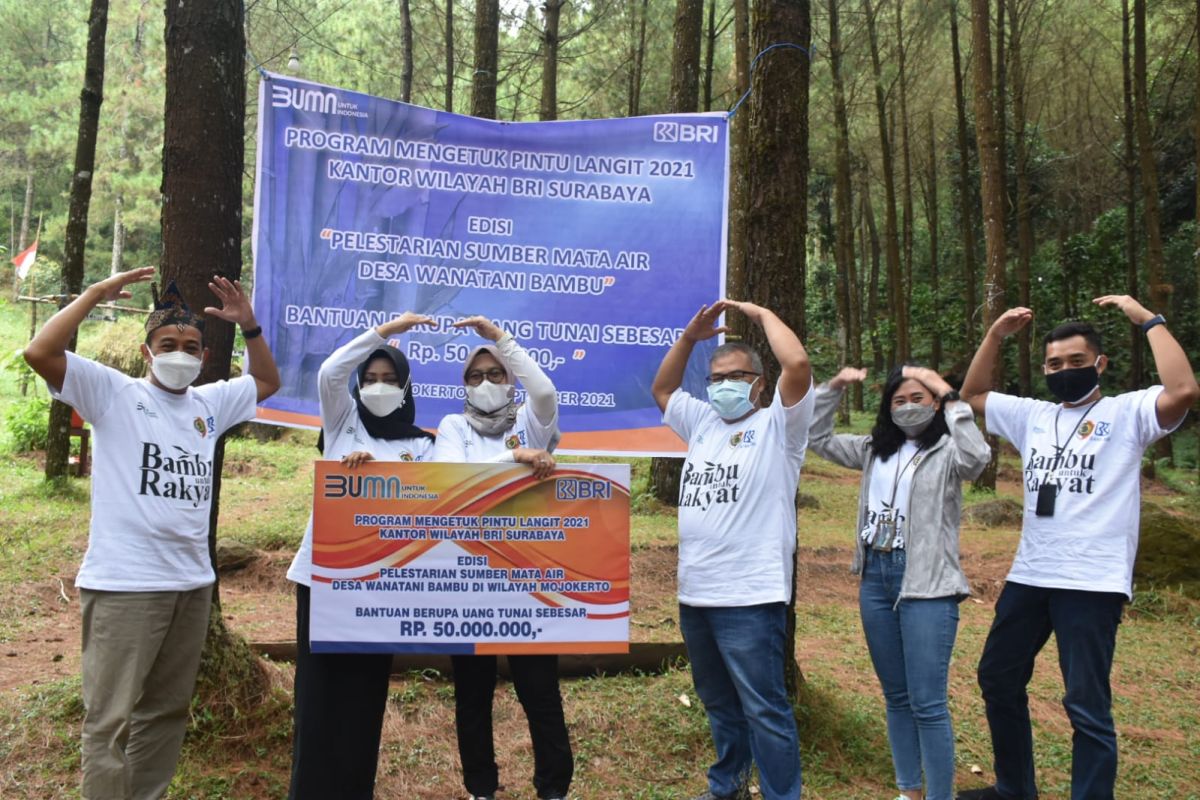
[465, 367, 507, 386]
[706, 370, 760, 384]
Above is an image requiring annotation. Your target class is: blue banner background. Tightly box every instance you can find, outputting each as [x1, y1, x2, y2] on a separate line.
[252, 74, 727, 454]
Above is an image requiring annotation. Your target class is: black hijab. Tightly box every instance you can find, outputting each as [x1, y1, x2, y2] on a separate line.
[316, 345, 433, 453]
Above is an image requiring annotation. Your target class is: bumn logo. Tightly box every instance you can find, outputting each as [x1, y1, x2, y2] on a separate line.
[271, 85, 337, 114]
[653, 121, 719, 144]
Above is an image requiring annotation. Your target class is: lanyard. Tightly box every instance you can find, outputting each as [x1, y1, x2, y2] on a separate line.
[887, 443, 924, 511]
[1048, 398, 1102, 480]
[1052, 398, 1102, 451]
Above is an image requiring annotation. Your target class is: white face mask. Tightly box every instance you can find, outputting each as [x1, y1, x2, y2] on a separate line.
[466, 381, 514, 413]
[359, 382, 407, 417]
[149, 351, 202, 390]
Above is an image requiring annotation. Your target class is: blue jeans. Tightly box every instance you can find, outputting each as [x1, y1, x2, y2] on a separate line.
[679, 602, 802, 800]
[977, 581, 1125, 800]
[858, 548, 959, 800]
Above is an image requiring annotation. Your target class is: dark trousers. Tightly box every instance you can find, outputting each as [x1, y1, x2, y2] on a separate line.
[288, 584, 393, 800]
[452, 654, 574, 799]
[976, 581, 1125, 800]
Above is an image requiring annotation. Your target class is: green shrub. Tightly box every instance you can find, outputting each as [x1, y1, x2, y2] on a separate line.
[3, 395, 50, 453]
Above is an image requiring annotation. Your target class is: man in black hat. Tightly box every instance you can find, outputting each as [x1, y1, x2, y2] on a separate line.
[24, 266, 280, 800]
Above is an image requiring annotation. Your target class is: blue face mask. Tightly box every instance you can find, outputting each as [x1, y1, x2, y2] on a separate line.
[706, 378, 758, 420]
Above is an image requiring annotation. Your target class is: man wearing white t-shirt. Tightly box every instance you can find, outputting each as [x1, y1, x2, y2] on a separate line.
[652, 299, 813, 800]
[956, 296, 1198, 800]
[24, 267, 280, 800]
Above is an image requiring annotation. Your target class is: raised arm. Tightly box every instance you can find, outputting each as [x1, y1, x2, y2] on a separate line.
[204, 276, 280, 402]
[651, 302, 728, 412]
[903, 365, 990, 479]
[318, 312, 434, 425]
[808, 367, 871, 469]
[1094, 295, 1199, 429]
[723, 300, 812, 406]
[24, 266, 156, 391]
[961, 307, 1033, 415]
[453, 316, 557, 427]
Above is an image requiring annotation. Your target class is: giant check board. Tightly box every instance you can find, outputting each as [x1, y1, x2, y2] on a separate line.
[310, 461, 630, 654]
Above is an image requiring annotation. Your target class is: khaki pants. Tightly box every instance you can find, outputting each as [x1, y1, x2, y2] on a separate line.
[79, 586, 212, 800]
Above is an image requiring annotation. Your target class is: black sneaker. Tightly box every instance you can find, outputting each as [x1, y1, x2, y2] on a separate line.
[956, 787, 1010, 800]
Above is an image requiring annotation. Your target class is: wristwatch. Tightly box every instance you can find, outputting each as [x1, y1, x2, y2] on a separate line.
[941, 389, 961, 403]
[1141, 314, 1166, 334]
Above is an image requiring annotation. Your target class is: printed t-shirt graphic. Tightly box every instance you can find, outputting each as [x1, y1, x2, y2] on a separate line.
[50, 351, 257, 591]
[663, 382, 814, 608]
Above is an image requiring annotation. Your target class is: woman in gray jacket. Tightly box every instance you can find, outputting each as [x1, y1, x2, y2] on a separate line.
[809, 365, 991, 800]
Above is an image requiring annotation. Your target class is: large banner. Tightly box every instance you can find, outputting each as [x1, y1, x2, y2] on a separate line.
[310, 462, 630, 654]
[252, 74, 728, 454]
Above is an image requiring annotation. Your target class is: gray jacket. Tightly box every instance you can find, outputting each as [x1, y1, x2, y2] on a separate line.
[807, 385, 992, 601]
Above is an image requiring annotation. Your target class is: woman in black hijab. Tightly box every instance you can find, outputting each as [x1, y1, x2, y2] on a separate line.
[287, 313, 436, 800]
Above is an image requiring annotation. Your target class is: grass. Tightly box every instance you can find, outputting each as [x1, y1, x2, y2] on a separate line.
[2, 298, 1200, 797]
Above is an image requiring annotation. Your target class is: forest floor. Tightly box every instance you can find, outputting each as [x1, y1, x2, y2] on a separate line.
[0, 297, 1198, 799]
[1, 434, 1198, 800]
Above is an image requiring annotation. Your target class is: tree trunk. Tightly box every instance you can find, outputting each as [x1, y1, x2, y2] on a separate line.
[1123, 0, 1141, 388]
[951, 3, 980, 353]
[163, 0, 267, 705]
[471, 0, 499, 119]
[828, 0, 860, 408]
[628, 0, 649, 116]
[1009, 0, 1034, 394]
[45, 0, 108, 481]
[110, 199, 124, 275]
[726, 0, 750, 300]
[971, 0, 1007, 492]
[1133, 0, 1173, 468]
[650, 0, 707, 505]
[1133, 0, 1169, 315]
[18, 171, 33, 251]
[445, 0, 455, 111]
[703, 0, 716, 112]
[863, 171, 884, 373]
[539, 0, 563, 121]
[399, 0, 413, 102]
[863, 0, 905, 370]
[745, 0, 810, 701]
[922, 112, 942, 372]
[669, 0, 704, 114]
[895, 0, 914, 362]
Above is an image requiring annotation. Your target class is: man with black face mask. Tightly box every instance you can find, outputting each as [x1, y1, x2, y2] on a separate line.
[956, 296, 1198, 800]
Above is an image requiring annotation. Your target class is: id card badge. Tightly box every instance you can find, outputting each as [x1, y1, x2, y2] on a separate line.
[872, 517, 896, 552]
[1035, 481, 1057, 517]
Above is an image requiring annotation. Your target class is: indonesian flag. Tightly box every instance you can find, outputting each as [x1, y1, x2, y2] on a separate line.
[11, 240, 36, 280]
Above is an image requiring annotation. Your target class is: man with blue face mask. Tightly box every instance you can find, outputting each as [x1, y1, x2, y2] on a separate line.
[652, 299, 813, 800]
[24, 268, 280, 799]
[956, 296, 1199, 800]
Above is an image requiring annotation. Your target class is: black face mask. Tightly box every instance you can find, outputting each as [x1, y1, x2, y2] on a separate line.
[1045, 362, 1099, 404]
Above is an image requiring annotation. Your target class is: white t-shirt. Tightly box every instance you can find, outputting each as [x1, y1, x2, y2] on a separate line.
[663, 382, 815, 607]
[287, 329, 435, 585]
[50, 351, 257, 591]
[433, 404, 558, 463]
[863, 440, 921, 549]
[986, 387, 1178, 597]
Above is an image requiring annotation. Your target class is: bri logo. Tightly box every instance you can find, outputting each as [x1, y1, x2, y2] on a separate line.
[652, 121, 720, 144]
[728, 429, 757, 448]
[1092, 421, 1112, 439]
[271, 84, 337, 114]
